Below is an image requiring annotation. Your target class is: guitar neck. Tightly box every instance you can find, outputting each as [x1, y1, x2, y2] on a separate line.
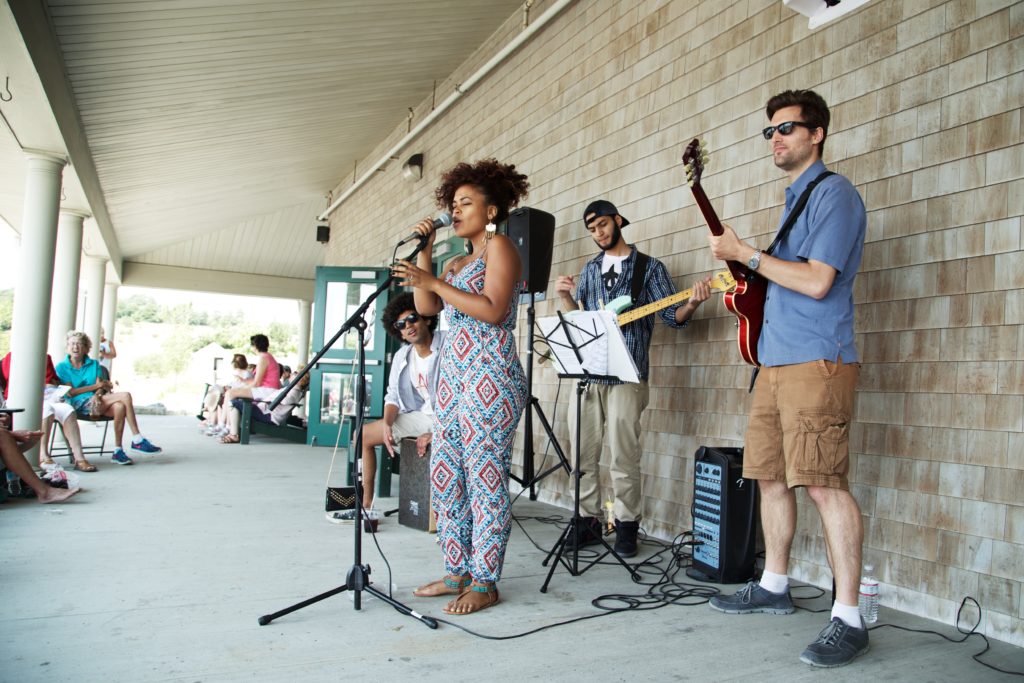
[617, 286, 694, 326]
[691, 183, 724, 236]
[691, 180, 752, 280]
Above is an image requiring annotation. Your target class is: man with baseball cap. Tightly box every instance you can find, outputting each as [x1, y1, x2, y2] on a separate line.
[554, 199, 711, 557]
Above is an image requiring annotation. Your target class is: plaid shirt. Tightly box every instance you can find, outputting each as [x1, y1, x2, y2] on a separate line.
[575, 246, 687, 384]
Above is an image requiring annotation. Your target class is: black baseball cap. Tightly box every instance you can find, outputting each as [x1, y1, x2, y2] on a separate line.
[582, 199, 630, 228]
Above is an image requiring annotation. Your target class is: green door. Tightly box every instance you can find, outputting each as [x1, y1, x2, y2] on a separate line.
[307, 266, 391, 447]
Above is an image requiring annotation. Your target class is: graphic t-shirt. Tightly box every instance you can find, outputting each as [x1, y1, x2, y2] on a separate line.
[601, 253, 628, 292]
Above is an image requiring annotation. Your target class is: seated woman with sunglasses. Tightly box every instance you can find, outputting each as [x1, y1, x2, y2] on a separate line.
[346, 292, 445, 521]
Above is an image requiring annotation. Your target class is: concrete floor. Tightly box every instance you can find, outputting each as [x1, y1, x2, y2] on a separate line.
[2, 415, 1022, 682]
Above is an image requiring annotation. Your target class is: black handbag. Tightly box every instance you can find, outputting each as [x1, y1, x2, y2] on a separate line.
[325, 486, 356, 512]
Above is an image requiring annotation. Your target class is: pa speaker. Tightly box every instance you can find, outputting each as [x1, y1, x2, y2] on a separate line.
[506, 207, 555, 295]
[687, 446, 758, 584]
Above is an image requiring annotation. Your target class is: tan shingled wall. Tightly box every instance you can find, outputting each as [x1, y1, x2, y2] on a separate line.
[323, 0, 1023, 645]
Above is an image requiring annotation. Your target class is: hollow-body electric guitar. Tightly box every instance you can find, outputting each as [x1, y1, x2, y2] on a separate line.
[682, 138, 765, 366]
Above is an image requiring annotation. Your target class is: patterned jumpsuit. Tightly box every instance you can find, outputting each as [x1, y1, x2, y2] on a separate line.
[431, 254, 527, 583]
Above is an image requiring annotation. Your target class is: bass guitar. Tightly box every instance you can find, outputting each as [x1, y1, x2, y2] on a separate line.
[682, 138, 765, 366]
[605, 270, 736, 326]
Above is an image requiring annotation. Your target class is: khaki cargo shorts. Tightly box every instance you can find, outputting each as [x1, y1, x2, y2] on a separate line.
[744, 359, 859, 490]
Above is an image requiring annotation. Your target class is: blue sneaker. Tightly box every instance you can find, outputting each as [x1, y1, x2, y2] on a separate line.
[111, 448, 134, 465]
[131, 438, 162, 454]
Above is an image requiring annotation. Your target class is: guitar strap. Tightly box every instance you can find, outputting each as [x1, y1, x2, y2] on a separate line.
[630, 250, 649, 305]
[749, 170, 836, 393]
[763, 171, 835, 257]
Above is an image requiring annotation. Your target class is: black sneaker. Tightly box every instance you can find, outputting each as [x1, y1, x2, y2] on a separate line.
[708, 581, 795, 614]
[613, 519, 639, 557]
[564, 516, 603, 550]
[799, 617, 869, 667]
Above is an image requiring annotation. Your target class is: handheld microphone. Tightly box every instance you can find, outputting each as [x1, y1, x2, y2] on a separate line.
[397, 212, 453, 246]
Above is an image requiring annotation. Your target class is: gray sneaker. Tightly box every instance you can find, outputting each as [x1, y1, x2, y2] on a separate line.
[799, 617, 869, 667]
[708, 581, 795, 614]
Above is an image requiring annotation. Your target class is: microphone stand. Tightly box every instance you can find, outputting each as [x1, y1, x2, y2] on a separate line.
[259, 236, 437, 630]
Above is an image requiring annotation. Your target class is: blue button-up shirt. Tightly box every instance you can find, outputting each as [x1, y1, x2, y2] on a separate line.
[759, 160, 867, 366]
[576, 246, 686, 384]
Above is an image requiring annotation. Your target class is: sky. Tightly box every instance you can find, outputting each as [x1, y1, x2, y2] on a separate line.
[0, 224, 301, 325]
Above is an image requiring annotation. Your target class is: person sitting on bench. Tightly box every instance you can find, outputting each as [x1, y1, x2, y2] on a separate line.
[1, 352, 97, 472]
[55, 331, 162, 466]
[350, 292, 445, 522]
[218, 369, 309, 444]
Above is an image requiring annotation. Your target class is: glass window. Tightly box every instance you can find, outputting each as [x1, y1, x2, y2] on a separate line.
[323, 282, 380, 352]
[319, 371, 374, 424]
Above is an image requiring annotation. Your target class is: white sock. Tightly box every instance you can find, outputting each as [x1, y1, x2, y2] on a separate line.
[832, 601, 862, 627]
[131, 434, 144, 445]
[759, 570, 789, 594]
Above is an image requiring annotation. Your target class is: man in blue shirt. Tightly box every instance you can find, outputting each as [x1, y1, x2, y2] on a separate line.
[706, 90, 869, 668]
[555, 200, 710, 557]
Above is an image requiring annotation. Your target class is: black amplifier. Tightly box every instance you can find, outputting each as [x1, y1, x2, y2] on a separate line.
[687, 446, 757, 584]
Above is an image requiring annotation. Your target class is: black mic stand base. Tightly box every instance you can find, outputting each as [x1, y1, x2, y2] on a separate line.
[539, 516, 640, 593]
[258, 564, 438, 629]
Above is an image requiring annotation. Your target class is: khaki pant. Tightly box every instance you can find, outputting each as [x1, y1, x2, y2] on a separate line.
[568, 381, 649, 521]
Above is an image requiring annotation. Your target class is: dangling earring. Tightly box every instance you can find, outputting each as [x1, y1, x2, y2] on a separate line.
[485, 221, 496, 234]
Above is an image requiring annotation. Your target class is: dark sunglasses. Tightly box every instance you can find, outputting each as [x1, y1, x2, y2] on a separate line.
[393, 313, 422, 330]
[761, 121, 817, 140]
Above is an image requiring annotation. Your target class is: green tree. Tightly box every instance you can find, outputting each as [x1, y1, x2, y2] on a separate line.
[118, 294, 162, 322]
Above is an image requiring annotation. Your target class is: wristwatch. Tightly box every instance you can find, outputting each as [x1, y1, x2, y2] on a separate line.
[747, 249, 763, 271]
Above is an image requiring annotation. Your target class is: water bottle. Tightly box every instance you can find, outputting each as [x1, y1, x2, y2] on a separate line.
[858, 564, 879, 624]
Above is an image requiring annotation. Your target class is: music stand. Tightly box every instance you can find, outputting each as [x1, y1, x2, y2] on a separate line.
[258, 239, 436, 630]
[511, 292, 572, 497]
[535, 310, 641, 592]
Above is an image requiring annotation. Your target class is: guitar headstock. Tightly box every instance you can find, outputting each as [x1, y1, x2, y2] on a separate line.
[711, 269, 738, 292]
[682, 138, 708, 187]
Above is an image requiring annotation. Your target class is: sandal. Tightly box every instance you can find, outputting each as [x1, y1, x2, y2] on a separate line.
[219, 434, 240, 444]
[443, 581, 500, 615]
[412, 574, 471, 597]
[39, 458, 56, 468]
[73, 460, 98, 472]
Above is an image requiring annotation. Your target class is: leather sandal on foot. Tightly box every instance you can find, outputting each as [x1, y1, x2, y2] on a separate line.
[413, 574, 471, 597]
[442, 581, 500, 615]
[219, 434, 240, 444]
[73, 460, 98, 472]
[39, 458, 56, 468]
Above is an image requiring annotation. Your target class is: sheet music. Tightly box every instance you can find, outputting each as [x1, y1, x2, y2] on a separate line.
[536, 310, 639, 383]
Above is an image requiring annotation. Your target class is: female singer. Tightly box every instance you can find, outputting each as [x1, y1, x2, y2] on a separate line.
[392, 158, 529, 615]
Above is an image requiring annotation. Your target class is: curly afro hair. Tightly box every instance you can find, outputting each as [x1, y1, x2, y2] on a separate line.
[382, 292, 437, 342]
[434, 158, 529, 223]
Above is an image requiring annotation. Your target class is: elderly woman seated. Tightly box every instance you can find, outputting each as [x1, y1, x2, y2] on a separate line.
[55, 331, 162, 466]
[1, 352, 97, 472]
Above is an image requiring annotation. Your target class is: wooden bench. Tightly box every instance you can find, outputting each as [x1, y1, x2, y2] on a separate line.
[237, 397, 308, 445]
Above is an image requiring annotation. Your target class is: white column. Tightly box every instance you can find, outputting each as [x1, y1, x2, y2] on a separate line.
[48, 210, 88, 359]
[8, 152, 66, 438]
[81, 256, 107, 360]
[297, 299, 312, 368]
[101, 282, 119, 373]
